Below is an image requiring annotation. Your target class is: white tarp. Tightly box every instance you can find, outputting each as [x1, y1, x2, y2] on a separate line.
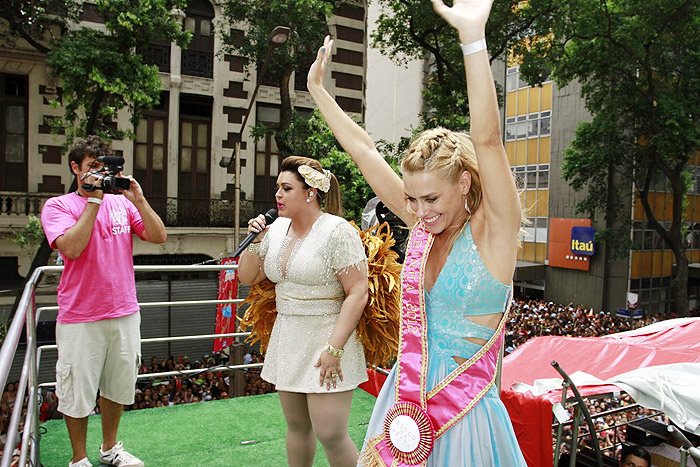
[512, 362, 700, 435]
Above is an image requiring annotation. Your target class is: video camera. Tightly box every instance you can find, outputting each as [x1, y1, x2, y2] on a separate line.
[81, 155, 131, 194]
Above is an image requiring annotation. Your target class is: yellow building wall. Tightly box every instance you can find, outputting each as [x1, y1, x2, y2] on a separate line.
[506, 141, 516, 166]
[540, 83, 552, 110]
[506, 68, 552, 265]
[506, 92, 517, 118]
[521, 241, 536, 262]
[536, 190, 549, 217]
[539, 137, 550, 163]
[517, 89, 529, 115]
[535, 243, 547, 263]
[528, 87, 541, 113]
[633, 193, 700, 223]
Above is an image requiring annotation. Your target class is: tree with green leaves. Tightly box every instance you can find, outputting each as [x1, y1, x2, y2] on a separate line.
[2, 0, 190, 141]
[46, 0, 191, 141]
[518, 0, 700, 315]
[370, 0, 545, 129]
[219, 0, 340, 154]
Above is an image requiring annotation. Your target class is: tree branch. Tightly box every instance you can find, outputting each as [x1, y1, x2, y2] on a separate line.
[5, 16, 51, 54]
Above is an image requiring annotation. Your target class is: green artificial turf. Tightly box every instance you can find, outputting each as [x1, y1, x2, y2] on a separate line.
[40, 389, 376, 467]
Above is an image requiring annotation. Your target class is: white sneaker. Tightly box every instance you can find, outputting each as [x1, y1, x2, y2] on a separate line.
[98, 441, 144, 467]
[68, 458, 93, 467]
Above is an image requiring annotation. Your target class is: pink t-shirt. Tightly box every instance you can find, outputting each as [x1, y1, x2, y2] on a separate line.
[41, 192, 146, 323]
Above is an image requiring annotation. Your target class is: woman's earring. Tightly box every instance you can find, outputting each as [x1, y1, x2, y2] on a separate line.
[464, 198, 472, 217]
[306, 198, 311, 203]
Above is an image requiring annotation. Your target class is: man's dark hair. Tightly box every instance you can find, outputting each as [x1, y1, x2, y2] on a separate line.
[620, 445, 652, 465]
[67, 135, 112, 175]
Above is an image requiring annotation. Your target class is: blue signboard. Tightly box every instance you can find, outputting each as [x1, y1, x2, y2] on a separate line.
[571, 226, 596, 256]
[616, 309, 644, 319]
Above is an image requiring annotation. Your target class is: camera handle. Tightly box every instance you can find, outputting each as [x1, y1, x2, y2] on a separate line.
[80, 169, 105, 193]
[80, 183, 106, 192]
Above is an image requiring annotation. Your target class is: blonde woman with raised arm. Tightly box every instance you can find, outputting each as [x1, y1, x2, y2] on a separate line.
[307, 0, 527, 464]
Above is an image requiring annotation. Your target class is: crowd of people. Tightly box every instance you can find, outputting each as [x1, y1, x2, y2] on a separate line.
[129, 351, 275, 411]
[504, 298, 670, 353]
[558, 393, 669, 460]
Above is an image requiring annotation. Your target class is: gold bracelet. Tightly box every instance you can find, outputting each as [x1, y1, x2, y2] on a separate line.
[246, 241, 262, 256]
[323, 343, 344, 358]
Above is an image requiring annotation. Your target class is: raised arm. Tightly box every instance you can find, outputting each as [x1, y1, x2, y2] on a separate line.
[433, 0, 522, 237]
[307, 37, 414, 226]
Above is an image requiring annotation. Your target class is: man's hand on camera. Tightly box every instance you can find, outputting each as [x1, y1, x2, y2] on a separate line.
[119, 175, 145, 203]
[80, 170, 104, 198]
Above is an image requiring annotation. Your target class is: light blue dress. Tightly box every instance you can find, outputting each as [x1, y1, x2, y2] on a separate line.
[361, 224, 527, 466]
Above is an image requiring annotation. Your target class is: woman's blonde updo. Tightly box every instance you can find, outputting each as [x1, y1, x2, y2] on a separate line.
[401, 127, 483, 216]
[280, 155, 343, 217]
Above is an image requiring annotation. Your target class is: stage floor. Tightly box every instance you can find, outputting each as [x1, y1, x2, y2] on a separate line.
[39, 389, 377, 466]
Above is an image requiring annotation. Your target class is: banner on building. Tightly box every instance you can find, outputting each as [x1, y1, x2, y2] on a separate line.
[214, 257, 238, 353]
[548, 218, 594, 271]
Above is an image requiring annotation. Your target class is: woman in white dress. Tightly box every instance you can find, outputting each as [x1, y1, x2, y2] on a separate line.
[239, 155, 369, 467]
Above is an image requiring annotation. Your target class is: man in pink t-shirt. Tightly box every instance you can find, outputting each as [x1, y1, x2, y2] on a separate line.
[41, 136, 166, 467]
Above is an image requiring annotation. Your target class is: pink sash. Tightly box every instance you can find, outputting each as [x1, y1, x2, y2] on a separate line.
[363, 223, 510, 466]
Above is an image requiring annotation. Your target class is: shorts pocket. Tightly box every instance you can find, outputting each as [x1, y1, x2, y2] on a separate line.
[55, 362, 74, 407]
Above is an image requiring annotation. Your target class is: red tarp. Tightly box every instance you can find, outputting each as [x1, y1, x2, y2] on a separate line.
[500, 318, 700, 466]
[360, 368, 388, 397]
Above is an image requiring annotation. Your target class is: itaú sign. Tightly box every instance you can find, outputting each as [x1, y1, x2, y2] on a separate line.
[549, 218, 593, 271]
[571, 226, 596, 256]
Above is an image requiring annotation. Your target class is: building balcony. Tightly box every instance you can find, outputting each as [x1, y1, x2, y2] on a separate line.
[0, 192, 52, 229]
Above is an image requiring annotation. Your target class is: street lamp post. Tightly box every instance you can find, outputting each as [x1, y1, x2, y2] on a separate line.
[230, 25, 291, 249]
[226, 26, 290, 397]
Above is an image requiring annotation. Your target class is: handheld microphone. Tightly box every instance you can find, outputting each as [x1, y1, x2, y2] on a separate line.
[232, 209, 278, 258]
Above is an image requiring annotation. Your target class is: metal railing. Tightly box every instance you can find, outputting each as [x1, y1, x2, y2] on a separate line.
[0, 264, 259, 467]
[182, 49, 213, 78]
[551, 360, 700, 467]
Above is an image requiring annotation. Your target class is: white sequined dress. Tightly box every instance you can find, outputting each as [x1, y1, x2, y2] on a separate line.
[259, 213, 368, 393]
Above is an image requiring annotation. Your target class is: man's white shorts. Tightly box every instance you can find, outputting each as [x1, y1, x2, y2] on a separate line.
[55, 311, 141, 418]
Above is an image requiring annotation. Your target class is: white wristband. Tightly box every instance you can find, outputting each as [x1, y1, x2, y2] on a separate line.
[460, 38, 487, 56]
[87, 197, 102, 205]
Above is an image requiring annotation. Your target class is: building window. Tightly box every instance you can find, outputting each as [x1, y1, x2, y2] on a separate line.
[134, 92, 168, 218]
[506, 67, 519, 92]
[182, 0, 214, 78]
[139, 41, 171, 73]
[506, 110, 551, 141]
[526, 171, 537, 189]
[0, 74, 28, 192]
[629, 276, 671, 315]
[505, 117, 516, 141]
[539, 111, 551, 136]
[538, 164, 549, 189]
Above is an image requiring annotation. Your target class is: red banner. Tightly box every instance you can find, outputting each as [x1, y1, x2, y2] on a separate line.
[214, 257, 238, 353]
